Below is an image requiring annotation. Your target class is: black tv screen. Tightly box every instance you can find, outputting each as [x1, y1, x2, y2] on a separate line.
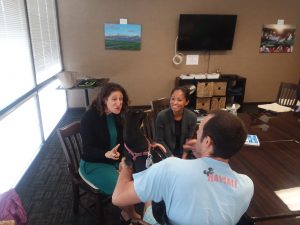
[177, 14, 237, 51]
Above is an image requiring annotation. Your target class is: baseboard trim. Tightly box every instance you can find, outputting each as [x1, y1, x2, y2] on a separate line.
[244, 102, 272, 105]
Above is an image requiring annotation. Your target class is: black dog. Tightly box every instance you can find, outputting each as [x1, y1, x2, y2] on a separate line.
[123, 109, 171, 171]
[123, 108, 150, 172]
[123, 109, 171, 224]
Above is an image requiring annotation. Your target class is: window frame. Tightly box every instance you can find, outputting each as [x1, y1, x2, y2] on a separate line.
[0, 0, 65, 193]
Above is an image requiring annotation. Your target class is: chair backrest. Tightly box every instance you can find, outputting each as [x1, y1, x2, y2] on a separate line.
[151, 97, 170, 120]
[141, 109, 156, 142]
[276, 82, 300, 109]
[57, 121, 82, 178]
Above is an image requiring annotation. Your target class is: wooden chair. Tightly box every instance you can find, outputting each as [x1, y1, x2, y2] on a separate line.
[141, 109, 156, 142]
[151, 97, 170, 120]
[276, 82, 300, 109]
[258, 82, 300, 112]
[57, 121, 111, 224]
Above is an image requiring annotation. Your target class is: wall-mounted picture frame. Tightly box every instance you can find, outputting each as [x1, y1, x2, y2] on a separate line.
[104, 23, 141, 50]
[259, 24, 296, 53]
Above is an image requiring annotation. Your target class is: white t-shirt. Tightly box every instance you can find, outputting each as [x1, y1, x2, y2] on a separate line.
[133, 157, 254, 225]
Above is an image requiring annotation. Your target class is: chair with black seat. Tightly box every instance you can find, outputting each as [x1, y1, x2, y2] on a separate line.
[151, 97, 170, 120]
[57, 121, 111, 225]
[141, 109, 156, 142]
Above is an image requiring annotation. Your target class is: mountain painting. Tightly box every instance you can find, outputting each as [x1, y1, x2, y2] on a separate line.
[104, 23, 141, 50]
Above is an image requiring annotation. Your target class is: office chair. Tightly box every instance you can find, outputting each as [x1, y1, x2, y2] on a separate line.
[151, 97, 170, 120]
[57, 121, 111, 224]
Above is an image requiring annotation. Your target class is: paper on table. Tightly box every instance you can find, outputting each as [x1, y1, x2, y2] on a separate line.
[275, 187, 300, 211]
[257, 102, 293, 113]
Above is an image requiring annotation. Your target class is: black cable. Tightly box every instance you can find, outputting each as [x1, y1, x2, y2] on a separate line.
[207, 51, 211, 73]
[262, 139, 299, 144]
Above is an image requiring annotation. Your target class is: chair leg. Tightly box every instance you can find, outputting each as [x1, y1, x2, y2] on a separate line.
[72, 183, 80, 214]
[96, 195, 105, 225]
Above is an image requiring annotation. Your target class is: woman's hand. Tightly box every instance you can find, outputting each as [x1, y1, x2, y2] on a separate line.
[105, 144, 120, 160]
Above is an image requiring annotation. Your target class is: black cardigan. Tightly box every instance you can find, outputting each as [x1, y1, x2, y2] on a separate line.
[80, 107, 124, 164]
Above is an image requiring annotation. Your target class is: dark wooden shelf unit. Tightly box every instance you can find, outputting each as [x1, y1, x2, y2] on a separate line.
[175, 74, 246, 112]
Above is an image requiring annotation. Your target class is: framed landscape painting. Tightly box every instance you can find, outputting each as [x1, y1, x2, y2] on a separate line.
[259, 24, 296, 53]
[104, 23, 141, 50]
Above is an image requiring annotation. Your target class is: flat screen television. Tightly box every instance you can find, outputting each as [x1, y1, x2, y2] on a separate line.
[177, 14, 237, 51]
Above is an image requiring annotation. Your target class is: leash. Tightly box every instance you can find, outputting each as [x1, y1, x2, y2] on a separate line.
[124, 142, 150, 161]
[124, 138, 168, 161]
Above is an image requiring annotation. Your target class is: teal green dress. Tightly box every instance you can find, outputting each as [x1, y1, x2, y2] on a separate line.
[79, 114, 119, 195]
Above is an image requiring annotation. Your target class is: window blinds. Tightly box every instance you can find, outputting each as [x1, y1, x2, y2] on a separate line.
[0, 0, 35, 110]
[26, 0, 62, 84]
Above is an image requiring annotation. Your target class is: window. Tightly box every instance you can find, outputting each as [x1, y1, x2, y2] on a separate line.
[0, 0, 35, 111]
[27, 0, 62, 84]
[0, 0, 64, 193]
[39, 79, 67, 139]
[0, 97, 42, 193]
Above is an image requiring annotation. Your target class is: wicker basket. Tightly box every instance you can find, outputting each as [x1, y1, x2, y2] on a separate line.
[213, 82, 227, 96]
[211, 97, 226, 110]
[197, 82, 214, 97]
[196, 98, 211, 111]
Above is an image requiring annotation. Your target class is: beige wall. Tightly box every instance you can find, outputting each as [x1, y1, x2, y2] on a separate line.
[57, 0, 300, 107]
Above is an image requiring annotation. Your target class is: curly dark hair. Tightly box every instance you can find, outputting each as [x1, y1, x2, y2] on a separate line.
[90, 82, 129, 116]
[170, 86, 190, 101]
[201, 110, 247, 159]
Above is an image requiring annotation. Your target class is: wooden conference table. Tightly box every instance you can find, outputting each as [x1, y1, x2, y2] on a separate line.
[230, 112, 300, 224]
[254, 217, 300, 225]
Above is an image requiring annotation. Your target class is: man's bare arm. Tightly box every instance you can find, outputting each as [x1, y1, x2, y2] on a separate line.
[112, 160, 141, 207]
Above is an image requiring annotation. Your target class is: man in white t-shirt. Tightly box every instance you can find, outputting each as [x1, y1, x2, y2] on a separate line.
[113, 110, 254, 225]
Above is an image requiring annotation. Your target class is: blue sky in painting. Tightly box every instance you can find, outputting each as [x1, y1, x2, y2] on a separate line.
[104, 24, 141, 37]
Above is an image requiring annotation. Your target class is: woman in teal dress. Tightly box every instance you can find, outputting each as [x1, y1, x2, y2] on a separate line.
[79, 82, 140, 223]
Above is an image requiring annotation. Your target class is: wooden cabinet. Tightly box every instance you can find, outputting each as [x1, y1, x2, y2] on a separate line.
[175, 74, 246, 112]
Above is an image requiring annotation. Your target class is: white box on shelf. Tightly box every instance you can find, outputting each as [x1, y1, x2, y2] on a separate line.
[206, 73, 220, 79]
[194, 74, 206, 79]
[179, 74, 194, 79]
